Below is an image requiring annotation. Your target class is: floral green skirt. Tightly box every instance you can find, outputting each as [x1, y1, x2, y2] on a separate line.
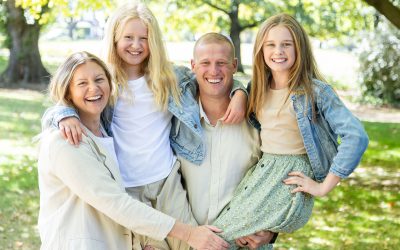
[212, 153, 314, 249]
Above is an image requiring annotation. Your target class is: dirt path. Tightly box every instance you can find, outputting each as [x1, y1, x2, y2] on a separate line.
[337, 90, 400, 123]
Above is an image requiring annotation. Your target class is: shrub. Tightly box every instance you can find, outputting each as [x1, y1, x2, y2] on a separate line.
[358, 20, 400, 107]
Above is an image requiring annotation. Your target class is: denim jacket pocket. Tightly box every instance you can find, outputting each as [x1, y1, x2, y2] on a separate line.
[170, 118, 200, 153]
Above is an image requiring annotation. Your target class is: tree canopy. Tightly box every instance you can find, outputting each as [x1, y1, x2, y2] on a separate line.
[0, 0, 399, 84]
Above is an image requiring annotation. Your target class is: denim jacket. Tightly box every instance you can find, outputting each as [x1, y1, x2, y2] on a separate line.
[249, 80, 369, 181]
[42, 65, 246, 165]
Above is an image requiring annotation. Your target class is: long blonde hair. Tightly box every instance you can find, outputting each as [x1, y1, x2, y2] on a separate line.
[248, 13, 324, 119]
[103, 1, 180, 109]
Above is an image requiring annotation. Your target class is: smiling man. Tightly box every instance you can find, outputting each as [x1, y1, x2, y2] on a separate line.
[177, 33, 276, 249]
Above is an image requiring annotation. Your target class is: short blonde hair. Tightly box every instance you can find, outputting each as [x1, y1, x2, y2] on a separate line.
[193, 32, 235, 61]
[103, 1, 180, 109]
[48, 51, 115, 107]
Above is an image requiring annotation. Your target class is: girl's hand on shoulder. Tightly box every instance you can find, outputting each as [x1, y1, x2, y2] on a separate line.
[188, 225, 229, 250]
[283, 171, 325, 197]
[59, 117, 86, 146]
[221, 90, 247, 124]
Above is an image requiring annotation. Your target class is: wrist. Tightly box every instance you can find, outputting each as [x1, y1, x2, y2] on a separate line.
[168, 221, 192, 243]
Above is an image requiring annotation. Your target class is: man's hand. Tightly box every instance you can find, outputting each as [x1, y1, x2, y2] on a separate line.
[235, 231, 273, 249]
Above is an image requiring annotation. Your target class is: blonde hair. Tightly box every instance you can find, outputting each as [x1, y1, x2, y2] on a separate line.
[193, 32, 235, 61]
[103, 1, 180, 109]
[48, 51, 115, 107]
[248, 13, 325, 119]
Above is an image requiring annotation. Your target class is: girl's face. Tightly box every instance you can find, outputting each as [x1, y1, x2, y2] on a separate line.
[67, 61, 110, 122]
[116, 18, 150, 74]
[262, 25, 295, 78]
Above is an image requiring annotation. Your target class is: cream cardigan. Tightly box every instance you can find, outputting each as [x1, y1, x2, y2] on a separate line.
[37, 128, 175, 250]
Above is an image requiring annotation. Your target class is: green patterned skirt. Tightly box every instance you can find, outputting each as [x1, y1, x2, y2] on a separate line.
[212, 153, 315, 249]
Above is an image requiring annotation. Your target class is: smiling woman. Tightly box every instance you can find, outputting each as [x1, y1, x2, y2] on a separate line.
[66, 61, 111, 137]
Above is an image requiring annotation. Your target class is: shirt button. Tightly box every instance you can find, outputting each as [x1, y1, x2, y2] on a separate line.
[179, 110, 183, 114]
[244, 186, 248, 190]
[260, 164, 264, 168]
[194, 124, 198, 129]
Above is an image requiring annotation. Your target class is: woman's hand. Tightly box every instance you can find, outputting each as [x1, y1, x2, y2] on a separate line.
[187, 225, 229, 250]
[59, 117, 86, 146]
[221, 90, 247, 124]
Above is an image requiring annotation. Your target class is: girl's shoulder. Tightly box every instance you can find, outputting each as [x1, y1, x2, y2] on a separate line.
[173, 65, 193, 82]
[311, 79, 335, 96]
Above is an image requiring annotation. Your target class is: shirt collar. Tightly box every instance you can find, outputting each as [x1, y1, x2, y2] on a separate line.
[199, 97, 222, 127]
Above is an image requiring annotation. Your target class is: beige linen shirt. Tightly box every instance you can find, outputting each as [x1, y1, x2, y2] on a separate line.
[37, 128, 175, 250]
[180, 100, 261, 225]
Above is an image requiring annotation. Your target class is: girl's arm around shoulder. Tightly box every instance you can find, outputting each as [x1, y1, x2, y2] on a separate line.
[315, 81, 369, 178]
[173, 65, 197, 96]
[41, 105, 79, 131]
[221, 78, 248, 124]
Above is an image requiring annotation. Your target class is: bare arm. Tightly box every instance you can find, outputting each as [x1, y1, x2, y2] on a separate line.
[283, 172, 341, 197]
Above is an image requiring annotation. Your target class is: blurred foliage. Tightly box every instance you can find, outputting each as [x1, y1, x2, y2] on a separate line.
[150, 0, 376, 43]
[0, 89, 49, 249]
[358, 19, 400, 107]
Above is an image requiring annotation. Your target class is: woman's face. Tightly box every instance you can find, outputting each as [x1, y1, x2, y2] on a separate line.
[67, 61, 110, 122]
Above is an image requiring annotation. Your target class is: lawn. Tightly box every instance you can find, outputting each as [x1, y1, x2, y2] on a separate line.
[0, 88, 399, 249]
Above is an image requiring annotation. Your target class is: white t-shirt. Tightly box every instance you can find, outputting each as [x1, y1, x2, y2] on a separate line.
[96, 135, 119, 171]
[111, 76, 176, 187]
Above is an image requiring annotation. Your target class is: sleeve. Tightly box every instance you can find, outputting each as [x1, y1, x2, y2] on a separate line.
[229, 78, 248, 98]
[174, 64, 197, 97]
[318, 85, 369, 178]
[41, 105, 79, 131]
[50, 138, 176, 240]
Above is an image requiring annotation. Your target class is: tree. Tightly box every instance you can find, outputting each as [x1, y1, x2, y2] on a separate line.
[157, 0, 380, 73]
[160, 0, 282, 72]
[0, 0, 49, 84]
[363, 0, 400, 29]
[0, 0, 113, 85]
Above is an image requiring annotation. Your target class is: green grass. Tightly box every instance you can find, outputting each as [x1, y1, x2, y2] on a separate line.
[0, 89, 399, 249]
[275, 121, 400, 250]
[0, 89, 49, 249]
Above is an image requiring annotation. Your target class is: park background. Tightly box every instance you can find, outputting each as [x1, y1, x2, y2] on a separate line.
[0, 0, 399, 249]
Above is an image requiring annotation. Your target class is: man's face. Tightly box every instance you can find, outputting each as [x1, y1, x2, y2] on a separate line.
[191, 42, 237, 100]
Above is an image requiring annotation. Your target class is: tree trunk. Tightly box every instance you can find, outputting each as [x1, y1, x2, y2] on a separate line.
[0, 0, 49, 85]
[229, 2, 244, 73]
[364, 0, 400, 29]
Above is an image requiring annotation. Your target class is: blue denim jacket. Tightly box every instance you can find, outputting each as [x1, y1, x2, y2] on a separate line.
[42, 65, 246, 165]
[249, 80, 369, 181]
